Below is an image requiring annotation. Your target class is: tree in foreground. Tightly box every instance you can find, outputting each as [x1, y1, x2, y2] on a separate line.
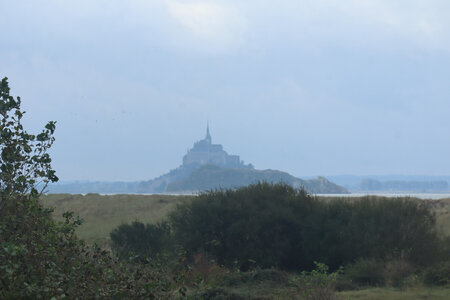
[0, 76, 57, 212]
[0, 77, 173, 299]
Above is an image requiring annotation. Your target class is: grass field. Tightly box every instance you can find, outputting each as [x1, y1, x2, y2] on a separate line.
[337, 287, 450, 300]
[42, 193, 192, 245]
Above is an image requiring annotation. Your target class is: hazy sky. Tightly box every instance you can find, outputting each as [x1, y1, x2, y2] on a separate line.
[2, 0, 450, 181]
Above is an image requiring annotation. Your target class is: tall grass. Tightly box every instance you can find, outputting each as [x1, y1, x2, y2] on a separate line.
[41, 193, 191, 245]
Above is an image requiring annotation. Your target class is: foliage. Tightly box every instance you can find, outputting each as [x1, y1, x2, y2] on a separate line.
[0, 201, 172, 299]
[314, 196, 441, 268]
[423, 261, 450, 286]
[342, 257, 417, 288]
[110, 220, 173, 261]
[294, 262, 340, 300]
[383, 257, 416, 288]
[169, 182, 442, 271]
[187, 265, 339, 300]
[0, 77, 57, 210]
[342, 258, 386, 286]
[170, 182, 316, 270]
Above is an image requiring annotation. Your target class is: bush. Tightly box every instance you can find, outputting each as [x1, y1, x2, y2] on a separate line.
[343, 258, 386, 286]
[293, 262, 340, 300]
[110, 220, 173, 260]
[0, 200, 173, 299]
[383, 257, 415, 287]
[169, 183, 441, 271]
[343, 256, 424, 289]
[312, 197, 442, 269]
[423, 261, 450, 286]
[220, 269, 288, 287]
[169, 182, 318, 270]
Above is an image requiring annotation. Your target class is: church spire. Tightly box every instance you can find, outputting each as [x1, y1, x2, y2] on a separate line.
[205, 121, 211, 143]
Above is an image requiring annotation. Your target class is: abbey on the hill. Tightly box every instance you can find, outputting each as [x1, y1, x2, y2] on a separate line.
[182, 124, 253, 169]
[134, 124, 348, 194]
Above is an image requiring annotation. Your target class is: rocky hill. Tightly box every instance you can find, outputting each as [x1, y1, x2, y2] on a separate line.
[138, 164, 348, 194]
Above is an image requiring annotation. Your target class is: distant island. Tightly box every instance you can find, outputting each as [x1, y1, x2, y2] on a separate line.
[357, 178, 448, 192]
[326, 175, 450, 193]
[136, 125, 348, 194]
[49, 125, 348, 194]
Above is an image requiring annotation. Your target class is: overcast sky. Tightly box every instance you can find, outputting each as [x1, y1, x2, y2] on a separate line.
[1, 0, 450, 181]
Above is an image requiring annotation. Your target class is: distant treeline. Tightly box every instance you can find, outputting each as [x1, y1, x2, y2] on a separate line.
[359, 179, 449, 192]
[327, 175, 450, 191]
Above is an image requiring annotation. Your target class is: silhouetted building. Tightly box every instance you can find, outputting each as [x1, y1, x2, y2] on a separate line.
[182, 124, 253, 169]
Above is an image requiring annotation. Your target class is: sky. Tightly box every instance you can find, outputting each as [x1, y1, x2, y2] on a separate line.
[1, 0, 450, 181]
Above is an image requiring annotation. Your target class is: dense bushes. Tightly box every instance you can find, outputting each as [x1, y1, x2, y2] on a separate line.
[312, 197, 441, 268]
[341, 257, 417, 288]
[169, 183, 316, 270]
[167, 182, 442, 271]
[110, 221, 172, 260]
[423, 261, 450, 286]
[341, 258, 386, 286]
[0, 198, 173, 299]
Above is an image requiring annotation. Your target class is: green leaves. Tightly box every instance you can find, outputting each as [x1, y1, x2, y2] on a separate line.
[0, 77, 58, 209]
[45, 121, 56, 134]
[110, 221, 173, 261]
[169, 183, 442, 272]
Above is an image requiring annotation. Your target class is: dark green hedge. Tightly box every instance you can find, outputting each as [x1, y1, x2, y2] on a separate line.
[110, 221, 172, 260]
[168, 182, 441, 271]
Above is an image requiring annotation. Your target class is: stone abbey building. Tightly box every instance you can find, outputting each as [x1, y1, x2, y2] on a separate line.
[134, 124, 348, 194]
[182, 124, 253, 169]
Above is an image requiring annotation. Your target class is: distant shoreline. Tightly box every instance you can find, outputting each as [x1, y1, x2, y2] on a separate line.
[317, 193, 450, 200]
[46, 192, 450, 200]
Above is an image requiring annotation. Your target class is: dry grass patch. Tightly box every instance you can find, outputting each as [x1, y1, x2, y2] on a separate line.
[338, 287, 450, 300]
[41, 193, 193, 245]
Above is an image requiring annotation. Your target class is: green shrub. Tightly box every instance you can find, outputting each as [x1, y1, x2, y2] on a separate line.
[383, 257, 415, 287]
[169, 182, 318, 270]
[343, 257, 422, 289]
[220, 269, 288, 287]
[294, 262, 340, 300]
[343, 258, 386, 286]
[110, 220, 173, 260]
[423, 261, 450, 286]
[314, 197, 441, 269]
[169, 183, 441, 271]
[0, 196, 174, 299]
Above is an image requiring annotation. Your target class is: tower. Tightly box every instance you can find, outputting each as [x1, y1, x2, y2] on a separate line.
[205, 122, 211, 144]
